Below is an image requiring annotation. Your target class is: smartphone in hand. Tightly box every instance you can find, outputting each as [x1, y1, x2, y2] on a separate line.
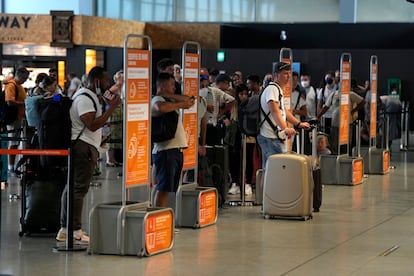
[103, 90, 115, 101]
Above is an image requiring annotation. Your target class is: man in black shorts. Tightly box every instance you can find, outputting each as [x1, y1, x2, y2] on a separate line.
[151, 73, 195, 207]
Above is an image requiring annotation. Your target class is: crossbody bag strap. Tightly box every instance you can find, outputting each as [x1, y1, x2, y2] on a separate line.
[259, 84, 281, 132]
[294, 89, 302, 111]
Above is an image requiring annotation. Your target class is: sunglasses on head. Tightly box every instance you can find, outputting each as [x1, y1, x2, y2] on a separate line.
[200, 75, 209, 81]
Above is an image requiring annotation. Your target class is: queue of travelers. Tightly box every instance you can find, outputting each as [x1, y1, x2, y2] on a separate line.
[0, 59, 397, 244]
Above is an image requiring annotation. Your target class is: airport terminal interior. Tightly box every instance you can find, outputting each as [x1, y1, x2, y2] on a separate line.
[2, 1, 414, 276]
[1, 138, 414, 276]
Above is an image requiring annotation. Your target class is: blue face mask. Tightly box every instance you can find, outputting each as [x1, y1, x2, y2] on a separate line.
[325, 78, 333, 85]
[265, 78, 272, 86]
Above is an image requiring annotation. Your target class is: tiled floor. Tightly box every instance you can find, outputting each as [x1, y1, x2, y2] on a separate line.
[1, 141, 414, 276]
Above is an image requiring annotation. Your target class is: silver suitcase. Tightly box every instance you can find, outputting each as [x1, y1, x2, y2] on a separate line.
[263, 153, 313, 220]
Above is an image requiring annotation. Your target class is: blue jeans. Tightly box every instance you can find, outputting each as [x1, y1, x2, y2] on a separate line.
[256, 134, 286, 169]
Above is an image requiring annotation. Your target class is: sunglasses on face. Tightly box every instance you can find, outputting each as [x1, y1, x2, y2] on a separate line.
[200, 75, 209, 81]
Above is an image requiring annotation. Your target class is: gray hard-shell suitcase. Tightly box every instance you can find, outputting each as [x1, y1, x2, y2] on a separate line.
[263, 153, 313, 220]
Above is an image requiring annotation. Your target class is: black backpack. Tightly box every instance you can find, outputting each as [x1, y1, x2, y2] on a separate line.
[37, 93, 97, 169]
[238, 83, 282, 136]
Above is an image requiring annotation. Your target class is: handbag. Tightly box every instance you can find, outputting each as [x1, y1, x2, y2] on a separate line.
[151, 98, 179, 143]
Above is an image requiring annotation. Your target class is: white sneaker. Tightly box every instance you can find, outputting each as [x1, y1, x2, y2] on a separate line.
[56, 227, 66, 242]
[74, 229, 90, 244]
[56, 227, 89, 244]
[228, 183, 240, 195]
[245, 184, 253, 195]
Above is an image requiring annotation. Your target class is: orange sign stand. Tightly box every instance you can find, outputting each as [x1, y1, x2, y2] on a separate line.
[174, 41, 218, 228]
[320, 53, 364, 186]
[279, 48, 293, 151]
[89, 34, 174, 257]
[356, 56, 389, 175]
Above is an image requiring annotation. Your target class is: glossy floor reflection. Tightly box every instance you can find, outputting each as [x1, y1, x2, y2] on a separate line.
[1, 142, 414, 275]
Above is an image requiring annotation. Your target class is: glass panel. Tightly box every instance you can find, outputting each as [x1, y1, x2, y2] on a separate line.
[177, 0, 255, 22]
[256, 0, 339, 22]
[122, 0, 173, 21]
[357, 0, 414, 22]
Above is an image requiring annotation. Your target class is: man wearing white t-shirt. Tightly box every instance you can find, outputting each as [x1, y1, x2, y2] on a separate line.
[67, 72, 82, 98]
[317, 71, 337, 134]
[56, 67, 121, 244]
[300, 73, 318, 119]
[257, 62, 310, 169]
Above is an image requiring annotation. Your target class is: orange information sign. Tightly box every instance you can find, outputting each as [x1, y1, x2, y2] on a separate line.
[125, 49, 150, 187]
[352, 159, 363, 184]
[182, 53, 199, 169]
[281, 58, 292, 112]
[145, 210, 173, 255]
[370, 63, 377, 138]
[339, 61, 351, 145]
[199, 190, 217, 227]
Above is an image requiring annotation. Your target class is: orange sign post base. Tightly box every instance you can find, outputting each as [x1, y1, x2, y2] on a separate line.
[89, 202, 174, 257]
[320, 155, 364, 186]
[175, 184, 218, 228]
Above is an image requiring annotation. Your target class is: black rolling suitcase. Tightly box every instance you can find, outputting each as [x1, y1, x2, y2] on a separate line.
[295, 122, 323, 212]
[19, 169, 66, 236]
[310, 123, 322, 212]
[312, 168, 322, 212]
[17, 94, 71, 236]
[206, 145, 229, 206]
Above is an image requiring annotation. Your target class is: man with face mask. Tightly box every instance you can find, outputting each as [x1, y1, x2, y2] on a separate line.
[300, 73, 317, 119]
[317, 71, 337, 134]
[56, 66, 121, 244]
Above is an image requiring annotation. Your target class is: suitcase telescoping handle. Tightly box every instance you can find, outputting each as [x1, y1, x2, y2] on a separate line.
[295, 119, 319, 170]
[308, 119, 319, 170]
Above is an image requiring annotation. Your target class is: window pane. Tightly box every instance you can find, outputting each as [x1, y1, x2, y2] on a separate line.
[177, 0, 255, 22]
[257, 0, 339, 22]
[98, 0, 173, 22]
[357, 0, 414, 22]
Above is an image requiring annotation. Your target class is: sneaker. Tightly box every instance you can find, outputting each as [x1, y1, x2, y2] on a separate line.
[245, 184, 253, 195]
[73, 229, 90, 244]
[56, 228, 89, 244]
[228, 183, 240, 195]
[56, 227, 66, 242]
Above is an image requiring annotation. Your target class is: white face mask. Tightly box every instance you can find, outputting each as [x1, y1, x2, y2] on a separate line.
[301, 81, 310, 88]
[95, 80, 101, 95]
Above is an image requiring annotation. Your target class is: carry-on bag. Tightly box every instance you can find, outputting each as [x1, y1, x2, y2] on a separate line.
[262, 126, 315, 220]
[19, 170, 65, 236]
[262, 153, 313, 220]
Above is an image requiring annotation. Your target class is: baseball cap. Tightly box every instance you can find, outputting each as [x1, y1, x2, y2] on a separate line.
[273, 62, 291, 73]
